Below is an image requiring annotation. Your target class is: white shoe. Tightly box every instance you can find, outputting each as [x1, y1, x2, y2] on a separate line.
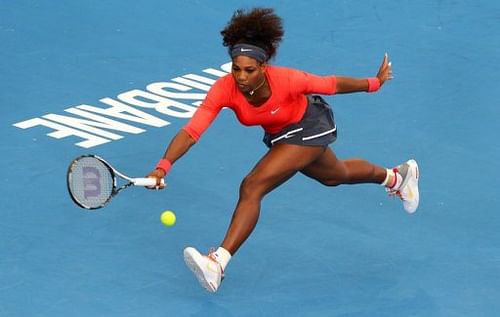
[387, 159, 420, 213]
[183, 247, 223, 293]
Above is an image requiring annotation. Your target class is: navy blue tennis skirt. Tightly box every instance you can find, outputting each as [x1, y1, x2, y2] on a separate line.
[263, 95, 337, 148]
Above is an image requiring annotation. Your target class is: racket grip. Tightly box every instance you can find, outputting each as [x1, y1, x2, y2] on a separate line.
[133, 177, 165, 187]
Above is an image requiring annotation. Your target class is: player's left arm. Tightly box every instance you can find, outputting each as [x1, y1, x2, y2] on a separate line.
[335, 53, 393, 94]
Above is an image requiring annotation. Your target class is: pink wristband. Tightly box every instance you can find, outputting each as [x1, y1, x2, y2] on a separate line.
[156, 159, 172, 174]
[367, 77, 381, 92]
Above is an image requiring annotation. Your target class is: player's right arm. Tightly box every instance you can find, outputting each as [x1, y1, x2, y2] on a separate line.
[146, 77, 229, 188]
[146, 129, 196, 188]
[160, 129, 197, 167]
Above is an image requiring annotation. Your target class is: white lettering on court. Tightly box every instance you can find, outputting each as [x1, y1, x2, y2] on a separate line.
[117, 90, 197, 118]
[12, 63, 231, 148]
[13, 118, 111, 148]
[78, 98, 171, 127]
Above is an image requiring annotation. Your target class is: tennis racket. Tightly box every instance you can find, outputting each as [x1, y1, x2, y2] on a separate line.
[67, 154, 164, 210]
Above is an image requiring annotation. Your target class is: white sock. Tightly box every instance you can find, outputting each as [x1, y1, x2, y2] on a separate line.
[381, 168, 403, 190]
[381, 168, 392, 186]
[213, 247, 231, 271]
[392, 171, 403, 190]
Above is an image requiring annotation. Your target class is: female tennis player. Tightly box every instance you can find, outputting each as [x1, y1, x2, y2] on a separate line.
[147, 7, 419, 292]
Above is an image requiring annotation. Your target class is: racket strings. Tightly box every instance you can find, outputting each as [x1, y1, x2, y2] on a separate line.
[68, 157, 114, 209]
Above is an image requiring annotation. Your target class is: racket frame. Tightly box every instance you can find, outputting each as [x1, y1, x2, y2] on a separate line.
[67, 154, 137, 210]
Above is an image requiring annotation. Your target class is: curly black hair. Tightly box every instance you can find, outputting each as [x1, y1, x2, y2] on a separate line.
[221, 7, 284, 61]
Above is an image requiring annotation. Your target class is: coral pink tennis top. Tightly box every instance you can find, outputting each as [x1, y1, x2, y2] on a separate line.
[183, 65, 337, 140]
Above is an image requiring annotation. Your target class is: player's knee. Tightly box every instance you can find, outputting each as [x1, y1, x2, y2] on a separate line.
[239, 174, 266, 200]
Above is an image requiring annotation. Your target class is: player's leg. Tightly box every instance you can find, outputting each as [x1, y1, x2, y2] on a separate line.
[300, 147, 386, 186]
[301, 147, 419, 213]
[220, 143, 326, 254]
[184, 143, 326, 292]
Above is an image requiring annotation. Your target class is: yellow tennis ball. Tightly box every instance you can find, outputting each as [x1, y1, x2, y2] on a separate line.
[160, 210, 176, 227]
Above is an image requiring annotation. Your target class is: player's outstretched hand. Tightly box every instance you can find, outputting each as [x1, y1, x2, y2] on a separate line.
[377, 53, 393, 86]
[146, 169, 166, 190]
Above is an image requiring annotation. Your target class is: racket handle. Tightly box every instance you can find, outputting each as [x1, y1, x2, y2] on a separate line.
[133, 177, 165, 187]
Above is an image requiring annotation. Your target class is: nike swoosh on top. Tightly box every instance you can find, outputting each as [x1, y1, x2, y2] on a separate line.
[240, 48, 253, 52]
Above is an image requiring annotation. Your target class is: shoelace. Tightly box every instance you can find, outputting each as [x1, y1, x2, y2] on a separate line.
[386, 188, 403, 200]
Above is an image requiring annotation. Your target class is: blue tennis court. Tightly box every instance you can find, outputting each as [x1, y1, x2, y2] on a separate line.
[2, 1, 500, 316]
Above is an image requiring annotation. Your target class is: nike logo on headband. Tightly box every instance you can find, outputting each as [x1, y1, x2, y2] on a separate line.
[231, 44, 268, 63]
